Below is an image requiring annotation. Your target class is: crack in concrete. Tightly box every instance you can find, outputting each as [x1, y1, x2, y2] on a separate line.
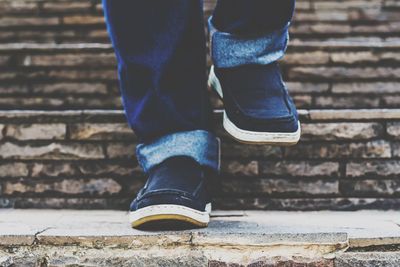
[188, 232, 195, 246]
[388, 220, 400, 229]
[32, 227, 53, 246]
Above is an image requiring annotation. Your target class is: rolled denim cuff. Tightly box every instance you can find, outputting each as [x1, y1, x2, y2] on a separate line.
[136, 130, 220, 173]
[208, 17, 290, 68]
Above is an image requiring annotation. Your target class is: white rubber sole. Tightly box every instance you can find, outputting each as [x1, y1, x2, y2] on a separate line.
[129, 203, 211, 228]
[208, 65, 301, 145]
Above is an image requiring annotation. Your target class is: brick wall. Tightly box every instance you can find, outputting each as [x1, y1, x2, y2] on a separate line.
[1, 109, 399, 210]
[0, 0, 399, 110]
[0, 0, 399, 210]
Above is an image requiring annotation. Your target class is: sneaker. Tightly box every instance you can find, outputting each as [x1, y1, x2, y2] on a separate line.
[129, 156, 213, 230]
[208, 63, 301, 145]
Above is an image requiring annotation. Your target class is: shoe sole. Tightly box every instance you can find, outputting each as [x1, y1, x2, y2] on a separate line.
[129, 203, 211, 229]
[208, 65, 301, 146]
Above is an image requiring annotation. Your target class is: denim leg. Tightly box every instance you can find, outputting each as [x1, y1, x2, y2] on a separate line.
[209, 0, 296, 68]
[103, 0, 219, 172]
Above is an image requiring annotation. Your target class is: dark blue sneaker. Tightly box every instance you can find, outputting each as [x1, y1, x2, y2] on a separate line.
[208, 63, 301, 145]
[129, 156, 213, 229]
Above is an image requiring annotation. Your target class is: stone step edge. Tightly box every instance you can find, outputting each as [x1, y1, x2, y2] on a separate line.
[0, 211, 349, 257]
[1, 41, 400, 52]
[0, 235, 347, 266]
[2, 210, 400, 256]
[0, 217, 352, 260]
[0, 109, 399, 122]
[1, 251, 399, 267]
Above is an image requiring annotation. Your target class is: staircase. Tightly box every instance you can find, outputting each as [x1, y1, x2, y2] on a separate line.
[1, 209, 400, 266]
[1, 0, 400, 266]
[0, 0, 399, 210]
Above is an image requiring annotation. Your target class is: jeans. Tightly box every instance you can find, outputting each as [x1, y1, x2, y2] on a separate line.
[103, 0, 296, 172]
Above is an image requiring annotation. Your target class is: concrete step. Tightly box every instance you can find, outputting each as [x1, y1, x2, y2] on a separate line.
[0, 108, 399, 210]
[0, 209, 399, 266]
[1, 41, 400, 110]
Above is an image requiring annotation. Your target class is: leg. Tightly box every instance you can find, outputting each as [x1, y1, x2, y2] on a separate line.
[103, 0, 212, 142]
[210, 0, 295, 67]
[208, 0, 300, 145]
[103, 0, 218, 229]
[212, 0, 295, 36]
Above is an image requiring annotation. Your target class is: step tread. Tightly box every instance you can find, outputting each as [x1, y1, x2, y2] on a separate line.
[0, 109, 399, 122]
[2, 211, 399, 266]
[1, 209, 398, 250]
[1, 40, 400, 52]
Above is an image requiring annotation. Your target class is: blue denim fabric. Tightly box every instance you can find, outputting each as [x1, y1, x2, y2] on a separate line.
[137, 130, 220, 173]
[102, 0, 211, 143]
[103, 0, 295, 172]
[209, 20, 290, 68]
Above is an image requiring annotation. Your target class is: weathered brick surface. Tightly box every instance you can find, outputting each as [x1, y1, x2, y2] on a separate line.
[301, 123, 383, 141]
[1, 43, 400, 109]
[31, 161, 140, 178]
[315, 96, 380, 109]
[24, 53, 116, 67]
[31, 83, 108, 94]
[106, 143, 136, 159]
[222, 160, 259, 177]
[42, 2, 92, 13]
[259, 161, 340, 178]
[383, 95, 400, 107]
[0, 2, 37, 14]
[285, 140, 391, 159]
[289, 67, 400, 81]
[0, 1, 398, 110]
[0, 0, 399, 210]
[0, 17, 59, 27]
[392, 142, 400, 158]
[284, 51, 330, 65]
[309, 109, 400, 121]
[69, 123, 134, 140]
[62, 15, 105, 25]
[221, 178, 339, 195]
[286, 82, 330, 94]
[0, 142, 104, 160]
[4, 124, 66, 140]
[387, 122, 400, 140]
[346, 161, 400, 178]
[0, 163, 29, 178]
[31, 162, 81, 178]
[331, 83, 400, 94]
[0, 110, 397, 209]
[221, 141, 282, 158]
[0, 84, 29, 95]
[342, 179, 400, 196]
[0, 95, 122, 109]
[3, 178, 122, 196]
[292, 95, 312, 108]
